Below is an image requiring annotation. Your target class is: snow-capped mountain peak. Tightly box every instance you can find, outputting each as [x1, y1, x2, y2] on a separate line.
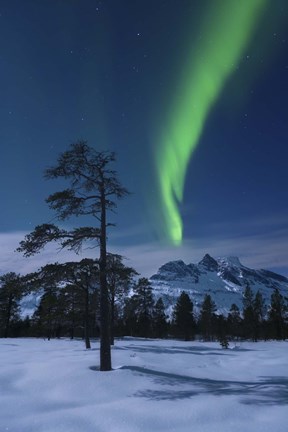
[217, 256, 243, 268]
[198, 254, 219, 271]
[150, 254, 288, 315]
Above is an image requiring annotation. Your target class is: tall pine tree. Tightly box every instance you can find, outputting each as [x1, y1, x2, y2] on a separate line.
[268, 289, 287, 340]
[199, 294, 217, 341]
[18, 142, 129, 371]
[153, 298, 168, 338]
[132, 278, 155, 337]
[172, 291, 194, 341]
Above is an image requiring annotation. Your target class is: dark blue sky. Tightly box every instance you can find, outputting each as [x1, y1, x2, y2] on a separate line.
[0, 0, 287, 277]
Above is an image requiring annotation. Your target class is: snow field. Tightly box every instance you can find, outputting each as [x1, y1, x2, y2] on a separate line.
[0, 338, 287, 432]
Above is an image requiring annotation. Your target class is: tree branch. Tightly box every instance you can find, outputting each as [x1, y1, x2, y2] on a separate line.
[17, 224, 100, 257]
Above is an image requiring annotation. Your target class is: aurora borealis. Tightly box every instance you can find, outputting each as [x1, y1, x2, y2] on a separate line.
[0, 0, 288, 277]
[156, 0, 268, 246]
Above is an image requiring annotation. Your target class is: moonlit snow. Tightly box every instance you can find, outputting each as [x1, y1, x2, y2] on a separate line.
[1, 338, 287, 431]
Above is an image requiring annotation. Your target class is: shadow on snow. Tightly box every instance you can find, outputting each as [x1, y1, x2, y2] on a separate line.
[112, 343, 250, 356]
[120, 366, 288, 405]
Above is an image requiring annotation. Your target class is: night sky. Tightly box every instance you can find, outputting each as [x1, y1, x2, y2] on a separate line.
[1, 0, 287, 277]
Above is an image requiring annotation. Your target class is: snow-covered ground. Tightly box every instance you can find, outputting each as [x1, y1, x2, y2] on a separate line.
[0, 338, 287, 432]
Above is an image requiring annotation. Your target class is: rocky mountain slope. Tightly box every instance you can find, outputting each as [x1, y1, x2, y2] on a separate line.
[149, 254, 288, 316]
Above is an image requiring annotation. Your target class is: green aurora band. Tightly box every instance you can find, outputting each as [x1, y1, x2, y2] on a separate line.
[156, 0, 267, 246]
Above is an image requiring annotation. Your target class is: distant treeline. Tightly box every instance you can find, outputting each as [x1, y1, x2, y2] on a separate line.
[1, 259, 287, 345]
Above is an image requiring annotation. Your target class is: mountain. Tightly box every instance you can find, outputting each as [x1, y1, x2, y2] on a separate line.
[19, 254, 288, 319]
[149, 254, 288, 316]
[20, 291, 43, 318]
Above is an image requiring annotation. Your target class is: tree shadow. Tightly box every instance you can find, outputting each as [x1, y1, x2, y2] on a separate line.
[114, 344, 241, 356]
[120, 366, 288, 405]
[0, 343, 19, 347]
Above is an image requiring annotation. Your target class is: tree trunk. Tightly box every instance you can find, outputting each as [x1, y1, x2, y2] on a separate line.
[47, 306, 52, 340]
[84, 287, 91, 349]
[4, 294, 13, 338]
[99, 187, 111, 371]
[110, 296, 115, 346]
[70, 291, 75, 339]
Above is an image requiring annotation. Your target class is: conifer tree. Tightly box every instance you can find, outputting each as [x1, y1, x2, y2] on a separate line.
[253, 290, 265, 340]
[242, 286, 268, 341]
[58, 259, 99, 348]
[106, 254, 137, 344]
[268, 289, 287, 340]
[32, 284, 63, 340]
[227, 303, 242, 339]
[123, 296, 138, 336]
[172, 291, 194, 341]
[242, 284, 255, 339]
[199, 294, 217, 341]
[153, 297, 168, 338]
[0, 273, 22, 338]
[59, 283, 84, 340]
[132, 277, 155, 337]
[216, 314, 229, 347]
[18, 142, 128, 371]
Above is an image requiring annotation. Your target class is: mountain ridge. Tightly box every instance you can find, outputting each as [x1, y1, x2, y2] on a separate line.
[19, 254, 288, 318]
[149, 254, 288, 316]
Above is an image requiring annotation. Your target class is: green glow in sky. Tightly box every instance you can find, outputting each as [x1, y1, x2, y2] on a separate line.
[156, 0, 267, 245]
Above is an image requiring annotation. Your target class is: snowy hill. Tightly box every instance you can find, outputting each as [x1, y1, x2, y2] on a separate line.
[149, 254, 288, 316]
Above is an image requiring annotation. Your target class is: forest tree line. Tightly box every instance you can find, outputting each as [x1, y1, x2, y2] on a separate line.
[1, 262, 287, 345]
